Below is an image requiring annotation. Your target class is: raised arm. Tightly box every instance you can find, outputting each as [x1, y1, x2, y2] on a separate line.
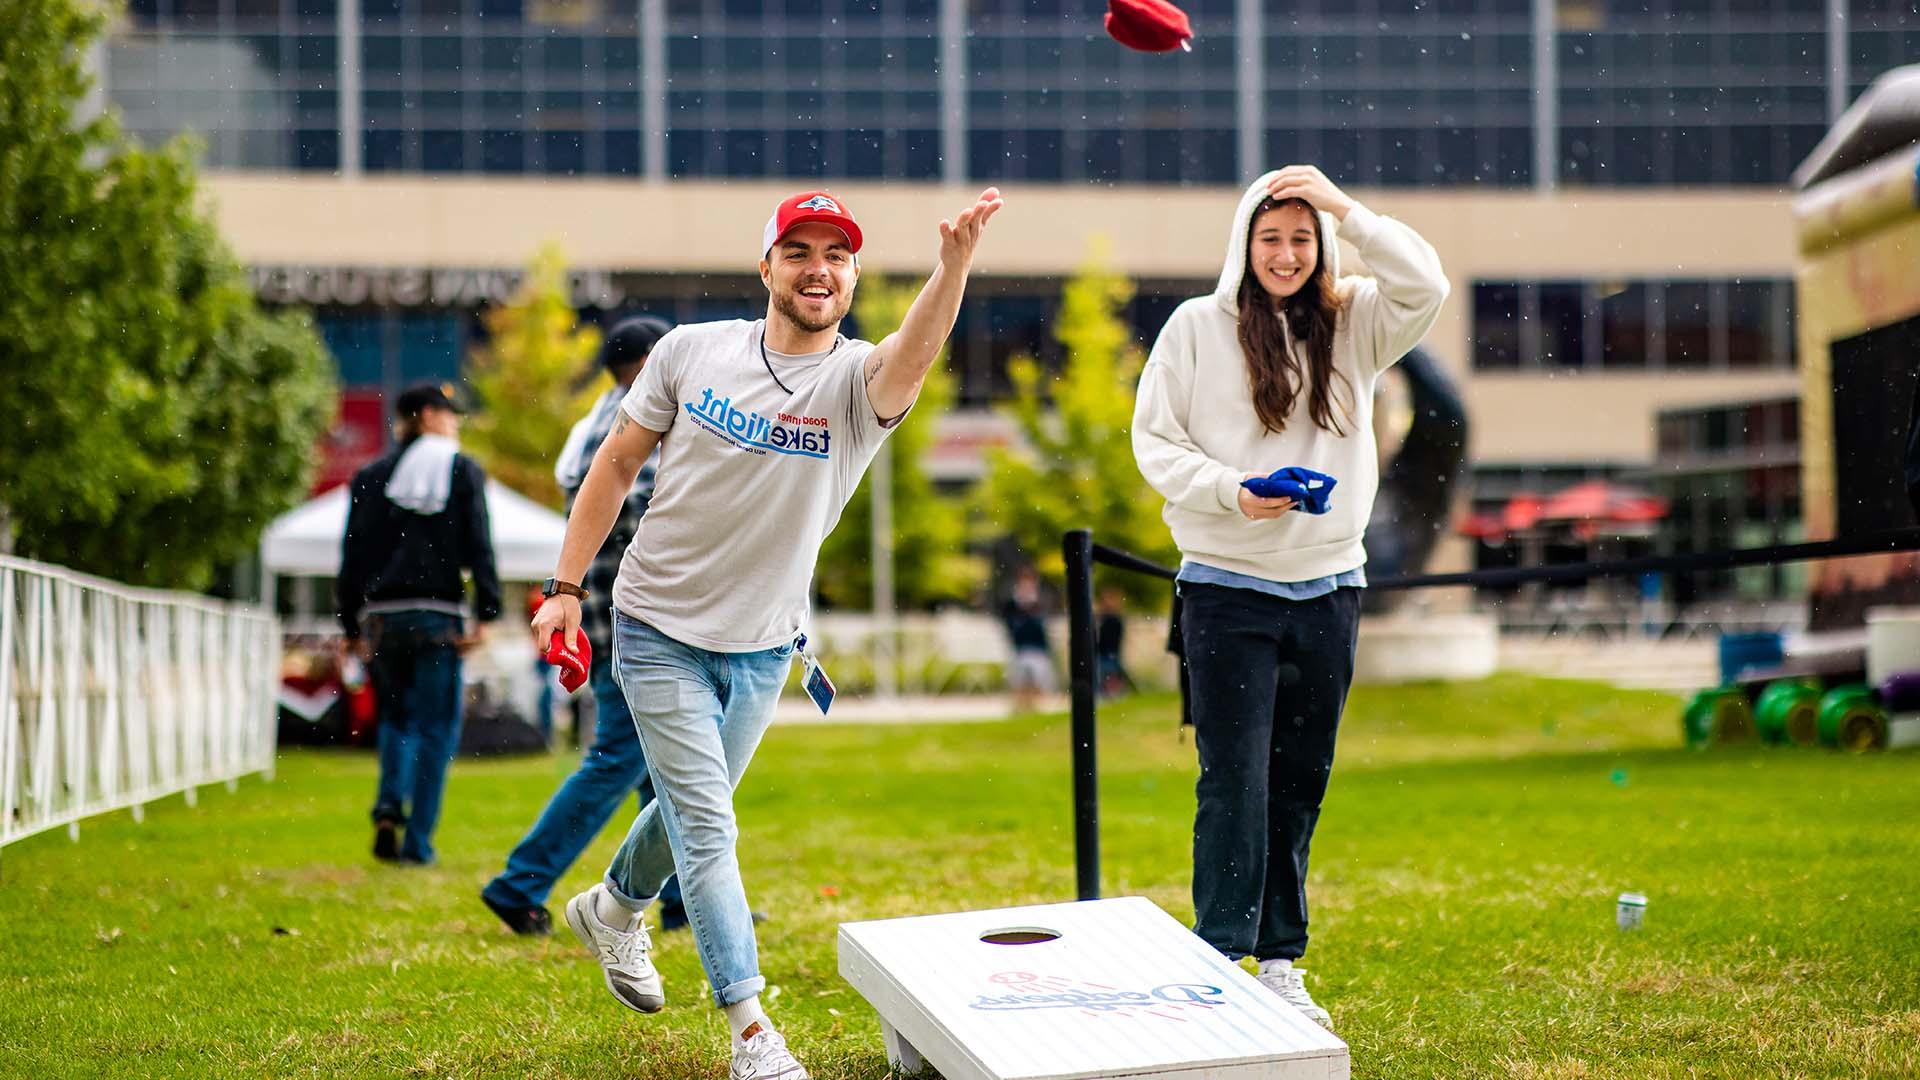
[529, 410, 662, 649]
[862, 187, 1004, 421]
[1266, 164, 1448, 373]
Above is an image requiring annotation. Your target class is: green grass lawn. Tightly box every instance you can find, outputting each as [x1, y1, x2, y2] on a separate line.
[3, 675, 1918, 1079]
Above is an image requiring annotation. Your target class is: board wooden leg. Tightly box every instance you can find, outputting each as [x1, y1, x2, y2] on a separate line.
[880, 1017, 932, 1077]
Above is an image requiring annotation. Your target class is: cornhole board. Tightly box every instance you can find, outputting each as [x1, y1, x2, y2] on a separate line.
[838, 896, 1349, 1079]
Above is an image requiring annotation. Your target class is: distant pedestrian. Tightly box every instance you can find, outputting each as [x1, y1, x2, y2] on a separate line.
[337, 382, 501, 866]
[1095, 585, 1134, 698]
[1001, 565, 1055, 713]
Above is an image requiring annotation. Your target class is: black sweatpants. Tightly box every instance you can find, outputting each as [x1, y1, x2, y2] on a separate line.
[1180, 580, 1361, 962]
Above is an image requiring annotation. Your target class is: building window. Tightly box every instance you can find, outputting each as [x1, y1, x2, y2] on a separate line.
[1472, 278, 1795, 372]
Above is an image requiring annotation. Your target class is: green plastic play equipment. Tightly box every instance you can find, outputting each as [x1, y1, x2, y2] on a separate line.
[1816, 685, 1889, 751]
[1754, 678, 1823, 746]
[1683, 687, 1756, 748]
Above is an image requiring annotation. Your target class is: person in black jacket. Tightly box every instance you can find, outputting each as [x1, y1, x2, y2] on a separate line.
[337, 382, 502, 864]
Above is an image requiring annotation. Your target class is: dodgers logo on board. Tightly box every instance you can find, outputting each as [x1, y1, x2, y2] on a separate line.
[967, 971, 1226, 1021]
[795, 194, 842, 213]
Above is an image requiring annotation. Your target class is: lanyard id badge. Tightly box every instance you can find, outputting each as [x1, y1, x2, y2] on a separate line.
[794, 634, 836, 716]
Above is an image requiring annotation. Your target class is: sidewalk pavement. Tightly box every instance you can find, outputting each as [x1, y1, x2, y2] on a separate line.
[772, 693, 1071, 725]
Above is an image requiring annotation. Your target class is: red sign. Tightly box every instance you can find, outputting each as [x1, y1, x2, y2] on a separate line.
[313, 391, 388, 495]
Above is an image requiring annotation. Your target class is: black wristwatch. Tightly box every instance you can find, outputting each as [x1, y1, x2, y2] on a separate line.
[542, 577, 588, 600]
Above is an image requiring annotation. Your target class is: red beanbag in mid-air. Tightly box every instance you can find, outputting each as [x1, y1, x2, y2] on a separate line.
[1105, 0, 1193, 53]
[545, 630, 592, 693]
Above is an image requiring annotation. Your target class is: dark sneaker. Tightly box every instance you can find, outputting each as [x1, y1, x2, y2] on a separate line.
[482, 893, 552, 936]
[372, 821, 400, 862]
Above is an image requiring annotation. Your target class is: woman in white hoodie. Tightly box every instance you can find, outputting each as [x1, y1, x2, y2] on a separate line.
[1131, 165, 1448, 1031]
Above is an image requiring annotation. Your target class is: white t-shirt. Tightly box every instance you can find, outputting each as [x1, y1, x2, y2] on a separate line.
[611, 319, 901, 652]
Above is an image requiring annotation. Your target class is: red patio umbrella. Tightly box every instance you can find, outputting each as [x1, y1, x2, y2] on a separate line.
[1536, 479, 1668, 524]
[1501, 492, 1546, 532]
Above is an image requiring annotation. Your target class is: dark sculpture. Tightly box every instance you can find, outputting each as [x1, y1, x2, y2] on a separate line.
[1360, 345, 1471, 613]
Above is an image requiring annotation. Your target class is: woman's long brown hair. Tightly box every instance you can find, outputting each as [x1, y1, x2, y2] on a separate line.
[1236, 197, 1350, 436]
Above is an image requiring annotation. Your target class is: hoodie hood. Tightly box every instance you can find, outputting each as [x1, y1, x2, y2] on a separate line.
[1213, 171, 1341, 316]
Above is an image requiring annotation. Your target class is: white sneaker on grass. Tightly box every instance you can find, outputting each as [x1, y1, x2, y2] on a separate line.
[730, 1026, 809, 1080]
[564, 883, 665, 1014]
[1256, 965, 1333, 1031]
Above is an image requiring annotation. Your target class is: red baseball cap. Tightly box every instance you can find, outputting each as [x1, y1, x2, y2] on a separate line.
[1105, 0, 1193, 53]
[762, 190, 864, 259]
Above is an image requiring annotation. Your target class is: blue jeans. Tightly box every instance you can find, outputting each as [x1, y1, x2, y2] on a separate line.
[483, 658, 681, 911]
[603, 613, 793, 1008]
[366, 611, 465, 864]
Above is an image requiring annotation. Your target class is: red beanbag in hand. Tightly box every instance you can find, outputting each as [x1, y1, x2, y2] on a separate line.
[1105, 0, 1193, 53]
[545, 630, 592, 693]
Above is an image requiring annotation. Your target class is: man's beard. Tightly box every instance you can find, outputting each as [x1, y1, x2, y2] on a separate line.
[771, 284, 852, 334]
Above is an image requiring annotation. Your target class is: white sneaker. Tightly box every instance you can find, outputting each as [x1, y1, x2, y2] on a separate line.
[1257, 965, 1333, 1031]
[564, 884, 665, 1014]
[730, 1026, 809, 1080]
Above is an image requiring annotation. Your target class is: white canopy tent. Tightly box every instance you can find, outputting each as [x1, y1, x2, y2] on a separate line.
[262, 479, 566, 581]
[261, 479, 569, 722]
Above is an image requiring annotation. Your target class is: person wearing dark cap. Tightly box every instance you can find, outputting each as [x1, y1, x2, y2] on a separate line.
[337, 382, 502, 865]
[530, 186, 1002, 1079]
[480, 315, 683, 936]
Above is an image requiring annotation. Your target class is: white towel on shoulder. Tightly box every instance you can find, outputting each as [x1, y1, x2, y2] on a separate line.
[387, 434, 460, 515]
[554, 387, 626, 492]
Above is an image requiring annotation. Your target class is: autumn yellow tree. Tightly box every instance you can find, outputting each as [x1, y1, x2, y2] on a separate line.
[461, 246, 603, 509]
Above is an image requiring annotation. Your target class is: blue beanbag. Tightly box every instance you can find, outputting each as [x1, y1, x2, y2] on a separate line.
[1241, 467, 1338, 514]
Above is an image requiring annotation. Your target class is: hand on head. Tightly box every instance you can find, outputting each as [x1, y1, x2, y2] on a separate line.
[1265, 165, 1354, 222]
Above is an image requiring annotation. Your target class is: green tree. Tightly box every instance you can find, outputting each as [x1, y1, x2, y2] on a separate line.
[972, 240, 1178, 605]
[460, 245, 603, 510]
[814, 276, 984, 609]
[0, 0, 335, 587]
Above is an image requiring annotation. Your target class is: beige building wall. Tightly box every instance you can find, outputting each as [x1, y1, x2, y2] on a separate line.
[202, 173, 1800, 468]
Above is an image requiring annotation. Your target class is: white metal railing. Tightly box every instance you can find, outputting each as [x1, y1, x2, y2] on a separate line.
[0, 554, 279, 851]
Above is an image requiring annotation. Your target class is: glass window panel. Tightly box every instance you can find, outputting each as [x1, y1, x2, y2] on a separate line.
[364, 129, 406, 170]
[725, 129, 765, 175]
[480, 129, 525, 172]
[542, 130, 584, 174]
[1600, 282, 1650, 368]
[362, 35, 404, 72]
[420, 36, 464, 71]
[423, 129, 465, 171]
[1474, 282, 1523, 369]
[1724, 280, 1779, 369]
[1665, 281, 1713, 368]
[603, 129, 641, 174]
[544, 35, 585, 73]
[904, 128, 939, 179]
[481, 37, 525, 72]
[845, 129, 885, 177]
[297, 128, 339, 169]
[784, 129, 826, 177]
[1538, 282, 1586, 368]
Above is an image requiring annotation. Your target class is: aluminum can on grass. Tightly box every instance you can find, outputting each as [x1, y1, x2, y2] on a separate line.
[1616, 892, 1647, 930]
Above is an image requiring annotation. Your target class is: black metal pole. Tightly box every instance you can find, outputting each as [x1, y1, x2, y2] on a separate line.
[1063, 528, 1099, 901]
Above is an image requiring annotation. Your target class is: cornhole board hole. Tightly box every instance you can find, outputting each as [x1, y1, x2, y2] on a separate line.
[838, 896, 1349, 1079]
